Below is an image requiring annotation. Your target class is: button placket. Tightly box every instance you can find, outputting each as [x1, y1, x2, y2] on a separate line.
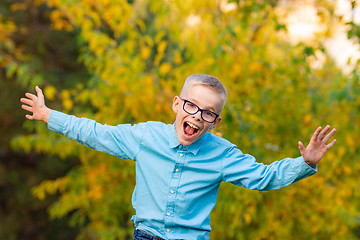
[164, 149, 187, 237]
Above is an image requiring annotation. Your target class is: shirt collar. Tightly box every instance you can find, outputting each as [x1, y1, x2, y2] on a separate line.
[168, 122, 207, 155]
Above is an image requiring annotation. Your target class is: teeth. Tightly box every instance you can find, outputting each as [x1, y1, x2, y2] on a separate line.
[187, 122, 199, 129]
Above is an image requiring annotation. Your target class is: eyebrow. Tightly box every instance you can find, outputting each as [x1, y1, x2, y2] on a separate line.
[187, 98, 217, 113]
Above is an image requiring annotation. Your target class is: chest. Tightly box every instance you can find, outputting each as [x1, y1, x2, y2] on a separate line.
[135, 140, 223, 190]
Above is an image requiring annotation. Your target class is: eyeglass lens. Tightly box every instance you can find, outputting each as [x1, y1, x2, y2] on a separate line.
[183, 101, 217, 123]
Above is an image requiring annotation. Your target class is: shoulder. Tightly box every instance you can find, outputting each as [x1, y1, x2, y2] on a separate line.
[144, 121, 172, 130]
[204, 132, 240, 153]
[146, 121, 169, 127]
[113, 121, 171, 142]
[203, 133, 252, 166]
[134, 121, 173, 136]
[122, 121, 168, 128]
[195, 132, 246, 161]
[117, 121, 171, 130]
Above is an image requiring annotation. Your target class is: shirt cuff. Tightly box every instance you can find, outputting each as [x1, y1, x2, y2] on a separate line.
[47, 110, 68, 134]
[291, 156, 317, 177]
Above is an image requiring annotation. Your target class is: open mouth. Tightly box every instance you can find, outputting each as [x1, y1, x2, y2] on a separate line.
[183, 121, 200, 137]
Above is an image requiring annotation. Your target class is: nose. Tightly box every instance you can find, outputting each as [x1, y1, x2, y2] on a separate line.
[192, 110, 202, 121]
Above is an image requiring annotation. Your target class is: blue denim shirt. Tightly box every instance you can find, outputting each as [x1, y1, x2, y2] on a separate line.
[48, 110, 316, 240]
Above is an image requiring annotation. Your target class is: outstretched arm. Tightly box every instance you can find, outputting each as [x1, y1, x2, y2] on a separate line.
[21, 86, 145, 159]
[20, 86, 52, 123]
[298, 125, 336, 166]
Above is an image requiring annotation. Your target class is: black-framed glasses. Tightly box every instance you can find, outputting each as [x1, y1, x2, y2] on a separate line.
[180, 97, 219, 123]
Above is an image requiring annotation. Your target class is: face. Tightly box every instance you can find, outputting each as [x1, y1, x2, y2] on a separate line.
[172, 84, 223, 146]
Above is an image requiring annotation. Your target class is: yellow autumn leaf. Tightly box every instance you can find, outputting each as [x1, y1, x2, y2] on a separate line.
[137, 19, 146, 32]
[88, 185, 103, 200]
[249, 61, 262, 72]
[34, 0, 45, 6]
[345, 134, 355, 150]
[61, 89, 70, 98]
[44, 85, 57, 101]
[61, 90, 73, 110]
[159, 62, 171, 75]
[337, 146, 346, 158]
[244, 213, 251, 225]
[145, 75, 153, 86]
[157, 40, 167, 54]
[155, 103, 162, 113]
[232, 63, 242, 76]
[37, 191, 46, 200]
[343, 165, 352, 174]
[174, 50, 183, 65]
[10, 3, 27, 11]
[144, 35, 154, 46]
[140, 45, 151, 60]
[303, 113, 312, 126]
[155, 31, 165, 43]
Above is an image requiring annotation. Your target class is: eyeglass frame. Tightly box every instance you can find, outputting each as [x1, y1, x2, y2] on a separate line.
[179, 97, 220, 123]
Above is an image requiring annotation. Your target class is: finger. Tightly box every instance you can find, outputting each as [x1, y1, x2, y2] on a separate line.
[20, 98, 34, 106]
[317, 125, 331, 140]
[326, 139, 337, 149]
[25, 114, 34, 120]
[22, 105, 33, 112]
[310, 126, 322, 142]
[298, 141, 305, 155]
[25, 92, 37, 101]
[35, 86, 46, 105]
[35, 86, 44, 97]
[322, 128, 336, 143]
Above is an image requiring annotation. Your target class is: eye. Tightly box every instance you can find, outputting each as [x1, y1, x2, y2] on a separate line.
[187, 102, 196, 108]
[204, 110, 215, 117]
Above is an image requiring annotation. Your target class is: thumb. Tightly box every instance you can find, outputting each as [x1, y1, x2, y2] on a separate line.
[35, 86, 43, 97]
[298, 141, 305, 155]
[35, 86, 46, 105]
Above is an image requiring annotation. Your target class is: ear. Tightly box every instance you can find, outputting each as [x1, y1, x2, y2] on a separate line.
[210, 116, 222, 130]
[172, 96, 181, 113]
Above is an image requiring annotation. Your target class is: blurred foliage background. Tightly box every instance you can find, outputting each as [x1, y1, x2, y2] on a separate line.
[1, 0, 360, 239]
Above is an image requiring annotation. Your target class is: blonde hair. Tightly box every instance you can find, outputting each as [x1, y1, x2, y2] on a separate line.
[180, 74, 228, 111]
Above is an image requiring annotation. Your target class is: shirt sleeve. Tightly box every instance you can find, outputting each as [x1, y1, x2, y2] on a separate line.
[47, 110, 147, 160]
[222, 146, 317, 191]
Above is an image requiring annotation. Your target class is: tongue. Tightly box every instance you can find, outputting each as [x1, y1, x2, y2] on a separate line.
[185, 124, 195, 135]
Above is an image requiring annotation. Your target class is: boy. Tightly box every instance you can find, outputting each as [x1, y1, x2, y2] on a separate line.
[20, 74, 336, 240]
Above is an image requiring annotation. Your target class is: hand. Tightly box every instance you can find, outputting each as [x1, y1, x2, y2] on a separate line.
[298, 125, 336, 166]
[20, 86, 52, 123]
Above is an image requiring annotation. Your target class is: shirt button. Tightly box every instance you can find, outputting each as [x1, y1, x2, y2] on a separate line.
[170, 190, 174, 194]
[175, 169, 179, 172]
[167, 229, 170, 232]
[180, 153, 183, 157]
[167, 212, 171, 216]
